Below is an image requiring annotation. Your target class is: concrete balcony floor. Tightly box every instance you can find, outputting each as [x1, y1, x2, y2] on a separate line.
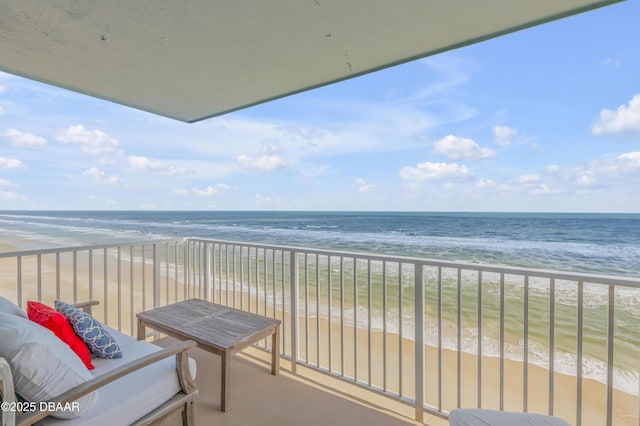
[154, 337, 429, 426]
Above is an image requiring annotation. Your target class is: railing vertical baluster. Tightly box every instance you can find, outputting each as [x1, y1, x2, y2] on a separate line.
[218, 243, 223, 304]
[241, 246, 245, 310]
[549, 278, 555, 415]
[457, 268, 462, 408]
[281, 250, 286, 355]
[477, 270, 482, 408]
[304, 253, 309, 364]
[204, 242, 210, 302]
[606, 284, 615, 426]
[117, 247, 122, 331]
[129, 246, 134, 334]
[225, 245, 229, 306]
[576, 281, 584, 426]
[290, 250, 299, 373]
[37, 254, 41, 301]
[399, 262, 403, 398]
[183, 242, 188, 300]
[415, 263, 424, 423]
[524, 275, 529, 412]
[316, 254, 320, 367]
[255, 248, 259, 314]
[232, 245, 237, 308]
[89, 249, 94, 302]
[353, 257, 358, 382]
[438, 266, 443, 412]
[165, 242, 169, 305]
[174, 242, 178, 303]
[500, 272, 505, 411]
[104, 248, 108, 323]
[383, 261, 388, 392]
[73, 251, 78, 304]
[340, 256, 345, 377]
[153, 244, 160, 309]
[367, 259, 372, 386]
[264, 249, 268, 319]
[199, 242, 203, 300]
[17, 256, 22, 308]
[141, 246, 145, 311]
[273, 251, 277, 319]
[56, 252, 61, 300]
[247, 247, 252, 312]
[328, 255, 333, 372]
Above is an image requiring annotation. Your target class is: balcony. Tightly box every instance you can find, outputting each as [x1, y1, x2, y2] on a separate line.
[1, 238, 638, 426]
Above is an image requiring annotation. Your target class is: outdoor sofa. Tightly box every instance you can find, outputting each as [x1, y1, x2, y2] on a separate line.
[0, 296, 198, 426]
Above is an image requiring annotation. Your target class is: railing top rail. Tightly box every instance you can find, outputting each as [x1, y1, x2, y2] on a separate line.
[0, 238, 185, 259]
[186, 237, 640, 288]
[1, 236, 638, 288]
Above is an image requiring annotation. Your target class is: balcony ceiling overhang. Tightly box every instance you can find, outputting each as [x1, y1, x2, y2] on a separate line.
[0, 0, 623, 123]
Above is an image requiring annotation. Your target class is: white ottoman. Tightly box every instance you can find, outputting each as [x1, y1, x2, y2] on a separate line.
[449, 409, 572, 426]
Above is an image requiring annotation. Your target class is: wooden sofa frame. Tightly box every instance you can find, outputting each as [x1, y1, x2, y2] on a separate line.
[0, 301, 198, 426]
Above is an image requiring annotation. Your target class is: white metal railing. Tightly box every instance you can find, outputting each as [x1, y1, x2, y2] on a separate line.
[1, 237, 639, 426]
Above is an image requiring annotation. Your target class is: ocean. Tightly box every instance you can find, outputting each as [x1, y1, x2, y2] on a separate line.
[1, 210, 640, 394]
[1, 210, 639, 276]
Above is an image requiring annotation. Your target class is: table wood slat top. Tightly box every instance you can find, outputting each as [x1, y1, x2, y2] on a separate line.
[136, 298, 280, 351]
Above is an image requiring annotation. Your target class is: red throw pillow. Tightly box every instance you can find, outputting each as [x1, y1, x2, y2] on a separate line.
[27, 301, 95, 370]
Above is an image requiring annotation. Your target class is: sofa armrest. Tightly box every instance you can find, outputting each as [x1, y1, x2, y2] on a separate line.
[15, 340, 198, 426]
[1, 357, 17, 426]
[72, 300, 100, 315]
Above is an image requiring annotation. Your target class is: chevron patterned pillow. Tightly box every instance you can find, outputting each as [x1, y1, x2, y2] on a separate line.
[55, 301, 122, 359]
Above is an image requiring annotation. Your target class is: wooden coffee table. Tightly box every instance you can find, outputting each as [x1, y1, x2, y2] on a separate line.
[136, 298, 281, 412]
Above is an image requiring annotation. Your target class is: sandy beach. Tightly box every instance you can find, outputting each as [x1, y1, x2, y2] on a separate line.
[1, 240, 637, 426]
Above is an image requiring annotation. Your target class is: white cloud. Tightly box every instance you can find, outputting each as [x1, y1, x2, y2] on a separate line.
[300, 165, 330, 178]
[82, 167, 122, 185]
[237, 154, 287, 171]
[601, 58, 622, 67]
[4, 129, 47, 147]
[127, 156, 187, 176]
[476, 178, 495, 188]
[1, 190, 26, 201]
[518, 174, 541, 184]
[592, 94, 640, 135]
[399, 161, 473, 183]
[0, 84, 5, 94]
[57, 125, 119, 154]
[173, 189, 189, 196]
[191, 184, 230, 197]
[433, 135, 495, 160]
[353, 178, 376, 193]
[493, 126, 517, 146]
[0, 157, 23, 169]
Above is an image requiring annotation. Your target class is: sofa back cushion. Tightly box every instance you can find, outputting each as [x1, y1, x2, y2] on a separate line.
[0, 313, 98, 419]
[0, 296, 27, 319]
[27, 301, 95, 370]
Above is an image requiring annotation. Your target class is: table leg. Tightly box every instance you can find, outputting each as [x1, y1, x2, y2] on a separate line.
[271, 325, 280, 376]
[221, 351, 231, 412]
[137, 318, 146, 341]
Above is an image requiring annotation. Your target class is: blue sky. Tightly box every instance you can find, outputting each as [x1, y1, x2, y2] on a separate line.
[1, 2, 639, 212]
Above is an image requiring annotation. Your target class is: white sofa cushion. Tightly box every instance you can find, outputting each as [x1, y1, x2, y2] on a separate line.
[0, 313, 97, 419]
[0, 296, 27, 319]
[38, 339, 197, 426]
